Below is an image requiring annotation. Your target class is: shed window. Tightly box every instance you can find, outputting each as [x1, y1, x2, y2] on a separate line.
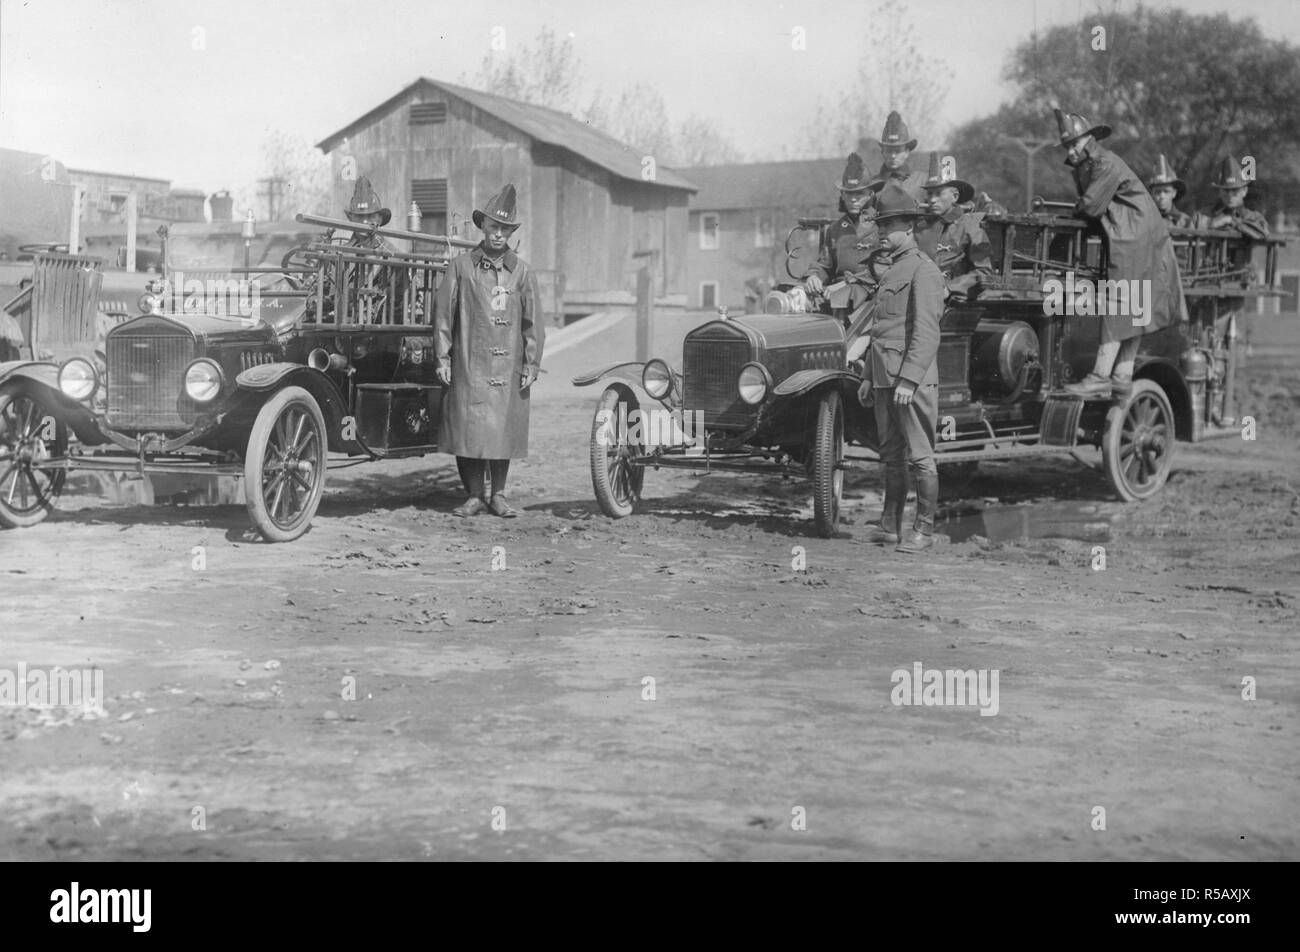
[754, 212, 775, 248]
[700, 213, 720, 250]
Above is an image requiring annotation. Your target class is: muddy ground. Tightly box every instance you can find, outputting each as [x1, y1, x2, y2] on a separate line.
[1, 315, 1297, 861]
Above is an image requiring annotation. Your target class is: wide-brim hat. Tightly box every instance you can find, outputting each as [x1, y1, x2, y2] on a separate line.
[920, 151, 975, 204]
[1146, 154, 1186, 200]
[877, 110, 918, 151]
[1212, 155, 1251, 189]
[344, 176, 392, 226]
[872, 181, 933, 223]
[1054, 108, 1111, 146]
[473, 183, 522, 229]
[836, 152, 875, 192]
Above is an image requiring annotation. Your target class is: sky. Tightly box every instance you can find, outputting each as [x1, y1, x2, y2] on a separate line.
[2, 0, 1298, 198]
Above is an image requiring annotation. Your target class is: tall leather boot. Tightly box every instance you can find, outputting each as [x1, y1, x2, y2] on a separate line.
[861, 464, 906, 544]
[896, 467, 938, 553]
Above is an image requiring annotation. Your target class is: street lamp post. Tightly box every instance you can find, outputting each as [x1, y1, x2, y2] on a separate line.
[242, 210, 256, 272]
[1000, 135, 1057, 212]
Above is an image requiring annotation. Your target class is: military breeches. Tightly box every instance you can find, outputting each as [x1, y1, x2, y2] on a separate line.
[873, 383, 939, 476]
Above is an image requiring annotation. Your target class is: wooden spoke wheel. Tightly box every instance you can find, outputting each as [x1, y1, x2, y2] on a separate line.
[812, 387, 844, 537]
[0, 382, 67, 529]
[590, 388, 645, 518]
[1103, 379, 1175, 501]
[244, 387, 327, 542]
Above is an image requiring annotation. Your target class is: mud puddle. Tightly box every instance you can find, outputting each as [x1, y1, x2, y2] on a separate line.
[937, 499, 1120, 544]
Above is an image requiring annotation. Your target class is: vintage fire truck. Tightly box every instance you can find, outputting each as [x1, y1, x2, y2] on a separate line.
[575, 206, 1286, 537]
[0, 216, 475, 541]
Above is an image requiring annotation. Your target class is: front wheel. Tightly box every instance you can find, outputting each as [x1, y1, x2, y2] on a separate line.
[1102, 379, 1175, 501]
[0, 382, 68, 529]
[590, 388, 645, 518]
[812, 387, 844, 537]
[244, 387, 327, 542]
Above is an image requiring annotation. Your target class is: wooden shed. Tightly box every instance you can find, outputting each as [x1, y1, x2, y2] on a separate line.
[316, 78, 697, 317]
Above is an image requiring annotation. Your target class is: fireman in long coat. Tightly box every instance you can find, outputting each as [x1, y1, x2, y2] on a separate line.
[1056, 109, 1187, 398]
[915, 152, 993, 301]
[804, 152, 881, 323]
[435, 184, 544, 517]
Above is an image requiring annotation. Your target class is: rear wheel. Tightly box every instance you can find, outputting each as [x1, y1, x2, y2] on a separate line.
[244, 387, 327, 542]
[0, 382, 67, 529]
[812, 388, 844, 537]
[590, 388, 644, 518]
[1103, 379, 1175, 501]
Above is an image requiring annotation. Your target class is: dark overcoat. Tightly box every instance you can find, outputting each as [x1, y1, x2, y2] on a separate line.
[434, 245, 544, 459]
[1072, 143, 1186, 341]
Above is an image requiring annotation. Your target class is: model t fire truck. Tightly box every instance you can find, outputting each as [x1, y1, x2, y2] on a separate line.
[576, 204, 1286, 537]
[0, 215, 475, 541]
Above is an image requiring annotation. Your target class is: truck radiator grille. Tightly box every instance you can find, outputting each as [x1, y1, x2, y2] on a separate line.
[682, 339, 752, 426]
[106, 333, 197, 430]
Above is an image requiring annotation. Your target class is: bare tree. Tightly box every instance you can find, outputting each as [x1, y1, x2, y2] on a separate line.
[465, 26, 585, 113]
[675, 115, 745, 167]
[248, 129, 332, 221]
[799, 0, 952, 158]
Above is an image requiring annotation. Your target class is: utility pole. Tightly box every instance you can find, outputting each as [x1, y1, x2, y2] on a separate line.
[1000, 135, 1056, 212]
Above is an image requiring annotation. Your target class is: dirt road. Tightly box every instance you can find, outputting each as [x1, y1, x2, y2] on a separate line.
[1, 317, 1297, 861]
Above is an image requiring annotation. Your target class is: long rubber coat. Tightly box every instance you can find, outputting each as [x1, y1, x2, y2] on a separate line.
[434, 245, 544, 459]
[1072, 144, 1187, 341]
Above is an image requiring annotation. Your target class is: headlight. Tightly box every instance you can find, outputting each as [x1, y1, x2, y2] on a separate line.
[58, 358, 98, 401]
[184, 358, 224, 402]
[738, 362, 771, 405]
[138, 292, 162, 314]
[642, 359, 673, 400]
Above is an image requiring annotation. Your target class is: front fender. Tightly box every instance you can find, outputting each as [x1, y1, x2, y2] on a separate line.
[573, 360, 680, 409]
[0, 360, 108, 445]
[0, 359, 59, 391]
[235, 362, 358, 454]
[772, 368, 860, 399]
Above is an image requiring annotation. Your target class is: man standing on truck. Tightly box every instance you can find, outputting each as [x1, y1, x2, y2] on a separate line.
[1194, 155, 1269, 239]
[435, 184, 544, 518]
[1147, 155, 1192, 228]
[916, 153, 993, 302]
[871, 111, 928, 204]
[855, 183, 945, 555]
[1055, 109, 1187, 399]
[803, 153, 881, 325]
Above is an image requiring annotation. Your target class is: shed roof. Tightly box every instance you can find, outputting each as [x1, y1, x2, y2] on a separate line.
[681, 158, 846, 211]
[317, 78, 697, 193]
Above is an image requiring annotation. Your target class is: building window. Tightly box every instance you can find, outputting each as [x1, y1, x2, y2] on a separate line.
[700, 213, 720, 250]
[411, 179, 448, 236]
[754, 211, 775, 248]
[700, 281, 719, 309]
[409, 102, 447, 125]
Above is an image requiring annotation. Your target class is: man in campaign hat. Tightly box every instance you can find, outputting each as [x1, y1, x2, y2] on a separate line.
[855, 182, 945, 554]
[435, 184, 545, 518]
[1194, 155, 1269, 239]
[872, 111, 928, 204]
[1146, 154, 1192, 228]
[1054, 108, 1187, 399]
[916, 152, 993, 301]
[803, 153, 883, 324]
